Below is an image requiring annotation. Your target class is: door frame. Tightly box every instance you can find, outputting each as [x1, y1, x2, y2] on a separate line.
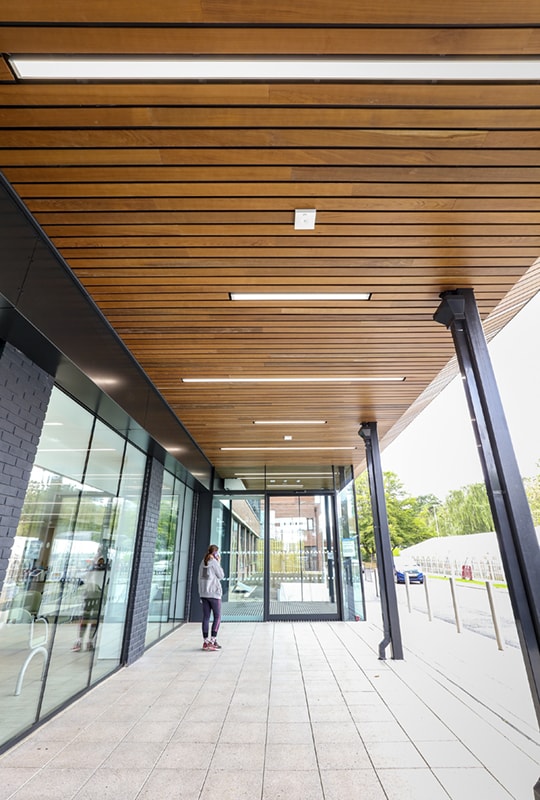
[264, 491, 342, 622]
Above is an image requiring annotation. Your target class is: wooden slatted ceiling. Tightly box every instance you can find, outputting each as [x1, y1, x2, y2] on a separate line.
[1, 2, 540, 481]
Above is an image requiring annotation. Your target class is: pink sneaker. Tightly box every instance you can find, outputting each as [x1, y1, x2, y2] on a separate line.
[202, 640, 218, 651]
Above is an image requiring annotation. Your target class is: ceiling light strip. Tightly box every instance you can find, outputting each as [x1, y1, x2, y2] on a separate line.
[221, 446, 356, 451]
[10, 57, 540, 82]
[230, 292, 371, 301]
[253, 420, 327, 425]
[234, 472, 333, 477]
[183, 377, 404, 383]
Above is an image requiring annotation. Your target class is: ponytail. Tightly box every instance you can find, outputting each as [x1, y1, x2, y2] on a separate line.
[204, 544, 218, 566]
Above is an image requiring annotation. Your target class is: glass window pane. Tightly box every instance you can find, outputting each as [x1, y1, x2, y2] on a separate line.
[212, 495, 265, 622]
[338, 481, 365, 621]
[146, 475, 193, 648]
[170, 485, 192, 622]
[36, 389, 94, 483]
[0, 387, 97, 741]
[90, 442, 146, 683]
[0, 385, 149, 749]
[146, 471, 177, 646]
[40, 423, 128, 714]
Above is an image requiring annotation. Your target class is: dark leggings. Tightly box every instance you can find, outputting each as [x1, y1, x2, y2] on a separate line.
[201, 597, 221, 639]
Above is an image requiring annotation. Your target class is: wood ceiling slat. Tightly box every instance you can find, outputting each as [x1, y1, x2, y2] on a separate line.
[4, 129, 540, 148]
[103, 303, 517, 316]
[92, 295, 516, 310]
[5, 83, 540, 109]
[8, 167, 540, 185]
[58, 245, 538, 263]
[4, 26, 540, 56]
[3, 108, 540, 128]
[76, 276, 528, 290]
[5, 148, 540, 168]
[72, 264, 531, 275]
[51, 234, 540, 247]
[15, 182, 540, 198]
[3, 0, 540, 24]
[87, 280, 516, 295]
[45, 224, 540, 236]
[34, 212, 540, 225]
[70, 256, 530, 281]
[25, 196, 540, 212]
[59, 246, 540, 258]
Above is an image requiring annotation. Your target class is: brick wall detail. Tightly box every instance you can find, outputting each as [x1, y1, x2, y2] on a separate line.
[0, 342, 54, 588]
[123, 456, 164, 664]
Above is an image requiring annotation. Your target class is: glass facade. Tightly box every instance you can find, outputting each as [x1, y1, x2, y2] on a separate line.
[210, 487, 363, 622]
[0, 387, 147, 748]
[145, 472, 194, 647]
[338, 480, 365, 621]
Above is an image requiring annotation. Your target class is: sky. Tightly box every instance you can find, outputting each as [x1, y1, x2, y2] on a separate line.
[380, 291, 540, 501]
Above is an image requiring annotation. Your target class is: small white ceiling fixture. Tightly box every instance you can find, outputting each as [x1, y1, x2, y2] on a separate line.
[294, 209, 317, 230]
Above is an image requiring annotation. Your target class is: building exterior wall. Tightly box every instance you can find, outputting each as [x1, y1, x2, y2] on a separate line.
[0, 341, 53, 587]
[123, 456, 164, 664]
[0, 374, 198, 752]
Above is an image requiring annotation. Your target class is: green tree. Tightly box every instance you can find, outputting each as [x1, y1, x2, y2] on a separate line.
[355, 471, 433, 561]
[438, 483, 493, 536]
[354, 471, 376, 561]
[524, 470, 540, 526]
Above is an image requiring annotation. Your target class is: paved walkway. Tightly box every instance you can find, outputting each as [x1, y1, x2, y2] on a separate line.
[0, 607, 539, 800]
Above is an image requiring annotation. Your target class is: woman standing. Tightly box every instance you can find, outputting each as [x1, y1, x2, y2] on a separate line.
[197, 544, 225, 651]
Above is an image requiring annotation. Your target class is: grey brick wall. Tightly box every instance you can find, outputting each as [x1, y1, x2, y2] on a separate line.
[123, 456, 164, 664]
[0, 341, 54, 588]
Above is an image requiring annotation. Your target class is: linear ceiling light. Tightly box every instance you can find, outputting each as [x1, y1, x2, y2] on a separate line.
[10, 57, 540, 82]
[182, 376, 404, 383]
[234, 472, 333, 477]
[253, 420, 327, 425]
[221, 446, 356, 451]
[230, 292, 371, 301]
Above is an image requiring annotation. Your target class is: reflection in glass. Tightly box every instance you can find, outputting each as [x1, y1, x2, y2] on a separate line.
[208, 495, 264, 621]
[172, 485, 193, 622]
[338, 480, 365, 621]
[211, 496, 265, 622]
[145, 474, 194, 648]
[0, 387, 146, 748]
[90, 442, 145, 683]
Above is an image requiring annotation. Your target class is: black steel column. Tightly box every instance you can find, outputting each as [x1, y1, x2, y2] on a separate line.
[359, 421, 403, 660]
[435, 288, 540, 731]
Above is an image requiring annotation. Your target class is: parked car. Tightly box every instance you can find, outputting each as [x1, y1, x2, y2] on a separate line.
[394, 561, 424, 584]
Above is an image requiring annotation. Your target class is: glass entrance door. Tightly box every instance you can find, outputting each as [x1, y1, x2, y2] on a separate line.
[267, 494, 339, 620]
[211, 494, 265, 621]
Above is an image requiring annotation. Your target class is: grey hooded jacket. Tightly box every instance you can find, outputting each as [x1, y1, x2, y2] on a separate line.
[198, 555, 225, 599]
